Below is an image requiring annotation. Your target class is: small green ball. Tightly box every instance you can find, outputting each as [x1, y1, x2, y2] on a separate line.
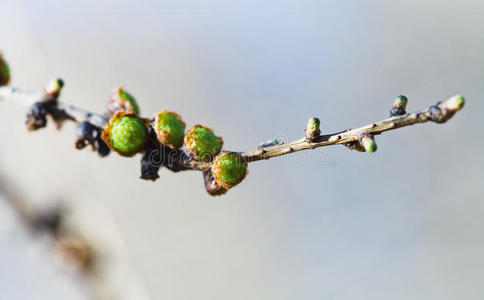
[366, 140, 377, 153]
[307, 117, 320, 132]
[104, 114, 148, 156]
[361, 135, 377, 153]
[211, 152, 247, 188]
[393, 95, 408, 109]
[153, 110, 185, 148]
[0, 54, 11, 86]
[184, 125, 222, 161]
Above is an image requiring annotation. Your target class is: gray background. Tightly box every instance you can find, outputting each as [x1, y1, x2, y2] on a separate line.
[0, 0, 483, 299]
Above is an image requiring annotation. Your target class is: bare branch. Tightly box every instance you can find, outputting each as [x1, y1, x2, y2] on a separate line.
[0, 171, 152, 300]
[242, 95, 464, 162]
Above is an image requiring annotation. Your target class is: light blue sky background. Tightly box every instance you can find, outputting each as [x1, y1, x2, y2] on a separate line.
[0, 0, 483, 299]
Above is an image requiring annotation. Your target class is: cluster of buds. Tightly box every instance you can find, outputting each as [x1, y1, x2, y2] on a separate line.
[101, 87, 248, 194]
[23, 77, 111, 156]
[2, 44, 464, 198]
[12, 36, 462, 197]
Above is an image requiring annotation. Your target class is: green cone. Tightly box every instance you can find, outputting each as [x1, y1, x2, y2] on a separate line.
[211, 152, 248, 189]
[184, 125, 223, 161]
[102, 113, 148, 156]
[153, 110, 186, 148]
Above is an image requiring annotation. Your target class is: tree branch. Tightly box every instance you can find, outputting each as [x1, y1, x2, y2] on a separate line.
[0, 84, 465, 194]
[0, 87, 109, 127]
[0, 170, 153, 300]
[242, 98, 462, 162]
[0, 85, 465, 163]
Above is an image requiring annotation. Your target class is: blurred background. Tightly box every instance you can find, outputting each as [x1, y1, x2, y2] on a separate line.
[0, 0, 483, 299]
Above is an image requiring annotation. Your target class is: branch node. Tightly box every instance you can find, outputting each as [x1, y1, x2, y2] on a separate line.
[75, 122, 111, 157]
[140, 128, 162, 180]
[26, 102, 48, 131]
[344, 141, 365, 152]
[26, 79, 73, 131]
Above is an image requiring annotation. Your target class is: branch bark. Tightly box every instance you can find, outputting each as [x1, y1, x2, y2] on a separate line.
[0, 87, 109, 127]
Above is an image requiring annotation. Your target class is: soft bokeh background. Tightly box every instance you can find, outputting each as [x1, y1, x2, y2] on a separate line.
[1, 0, 483, 299]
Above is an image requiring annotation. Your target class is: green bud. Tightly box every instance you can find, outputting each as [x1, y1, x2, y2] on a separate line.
[0, 53, 11, 86]
[153, 110, 186, 148]
[45, 78, 64, 95]
[443, 95, 465, 111]
[305, 117, 321, 140]
[107, 86, 140, 115]
[184, 125, 223, 161]
[307, 117, 320, 132]
[211, 152, 248, 189]
[393, 95, 408, 109]
[102, 112, 148, 156]
[361, 135, 377, 153]
[390, 95, 408, 117]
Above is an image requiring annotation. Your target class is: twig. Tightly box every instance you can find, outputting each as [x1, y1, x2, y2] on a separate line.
[0, 83, 465, 195]
[0, 87, 109, 127]
[0, 171, 152, 300]
[242, 102, 458, 162]
[0, 85, 465, 165]
[0, 171, 97, 298]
